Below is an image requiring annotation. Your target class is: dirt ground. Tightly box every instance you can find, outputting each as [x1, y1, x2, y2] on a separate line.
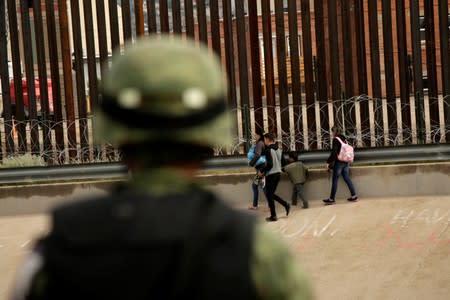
[1, 195, 450, 300]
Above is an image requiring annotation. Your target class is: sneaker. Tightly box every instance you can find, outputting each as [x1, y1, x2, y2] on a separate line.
[286, 203, 291, 216]
[302, 202, 309, 209]
[347, 195, 358, 202]
[248, 206, 258, 210]
[323, 198, 336, 205]
[265, 216, 278, 222]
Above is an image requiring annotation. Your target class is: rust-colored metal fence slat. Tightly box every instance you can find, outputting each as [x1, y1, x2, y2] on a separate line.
[45, 0, 65, 155]
[341, 0, 354, 98]
[71, 0, 89, 159]
[83, 0, 99, 110]
[121, 0, 132, 41]
[95, 0, 109, 78]
[135, 0, 145, 36]
[314, 0, 329, 144]
[33, 0, 52, 156]
[424, 0, 439, 127]
[235, 0, 251, 147]
[287, 0, 302, 119]
[159, 0, 169, 33]
[409, 0, 425, 144]
[59, 0, 77, 159]
[438, 0, 450, 141]
[301, 0, 315, 150]
[108, 0, 120, 50]
[196, 0, 208, 45]
[184, 0, 195, 38]
[0, 0, 10, 156]
[172, 0, 182, 34]
[146, 0, 157, 34]
[7, 0, 27, 153]
[274, 0, 289, 148]
[248, 0, 262, 127]
[20, 1, 40, 154]
[395, 0, 411, 138]
[261, 0, 276, 134]
[209, 0, 221, 56]
[381, 0, 397, 140]
[341, 0, 356, 137]
[327, 0, 341, 101]
[222, 0, 237, 111]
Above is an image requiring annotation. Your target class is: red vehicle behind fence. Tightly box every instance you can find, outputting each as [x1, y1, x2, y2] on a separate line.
[8, 78, 54, 119]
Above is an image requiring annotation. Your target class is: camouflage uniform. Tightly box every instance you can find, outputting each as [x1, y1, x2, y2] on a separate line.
[10, 36, 314, 300]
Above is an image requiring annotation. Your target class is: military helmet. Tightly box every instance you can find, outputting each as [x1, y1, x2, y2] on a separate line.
[96, 35, 233, 149]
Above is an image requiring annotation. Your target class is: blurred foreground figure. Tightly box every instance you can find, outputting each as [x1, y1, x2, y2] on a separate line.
[11, 36, 313, 300]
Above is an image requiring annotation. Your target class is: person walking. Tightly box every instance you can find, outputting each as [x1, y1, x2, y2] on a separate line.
[258, 133, 290, 222]
[323, 125, 358, 205]
[247, 127, 266, 210]
[10, 36, 313, 300]
[283, 151, 309, 208]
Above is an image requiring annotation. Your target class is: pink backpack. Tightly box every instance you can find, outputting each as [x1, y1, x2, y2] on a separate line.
[335, 137, 354, 163]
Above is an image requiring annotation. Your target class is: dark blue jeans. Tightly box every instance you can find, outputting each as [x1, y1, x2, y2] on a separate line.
[330, 161, 356, 200]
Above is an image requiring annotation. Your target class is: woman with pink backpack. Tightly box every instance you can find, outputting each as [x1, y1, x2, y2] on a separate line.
[323, 126, 358, 205]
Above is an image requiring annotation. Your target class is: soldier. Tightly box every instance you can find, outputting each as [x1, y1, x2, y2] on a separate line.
[10, 36, 314, 300]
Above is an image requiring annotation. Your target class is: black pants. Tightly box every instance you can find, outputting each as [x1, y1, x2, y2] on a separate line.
[265, 172, 288, 218]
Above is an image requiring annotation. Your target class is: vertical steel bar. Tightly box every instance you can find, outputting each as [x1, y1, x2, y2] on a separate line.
[368, 0, 382, 143]
[7, 0, 26, 153]
[327, 0, 341, 101]
[46, 0, 64, 155]
[121, 0, 132, 41]
[382, 0, 397, 139]
[70, 0, 89, 160]
[395, 0, 411, 138]
[0, 0, 12, 155]
[108, 0, 120, 50]
[59, 0, 77, 159]
[83, 0, 98, 112]
[159, 0, 170, 33]
[314, 0, 329, 142]
[438, 0, 450, 140]
[248, 0, 263, 127]
[235, 0, 251, 147]
[424, 0, 439, 128]
[20, 0, 40, 154]
[274, 0, 289, 148]
[96, 0, 109, 78]
[341, 0, 356, 137]
[33, 0, 52, 157]
[210, 0, 221, 55]
[409, 0, 424, 142]
[261, 0, 276, 134]
[341, 0, 354, 97]
[288, 0, 302, 149]
[196, 0, 208, 44]
[354, 0, 370, 146]
[301, 0, 315, 149]
[222, 0, 237, 111]
[172, 0, 182, 34]
[135, 0, 145, 36]
[184, 0, 195, 38]
[146, 0, 157, 34]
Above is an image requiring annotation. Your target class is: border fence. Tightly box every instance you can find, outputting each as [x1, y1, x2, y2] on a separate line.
[0, 0, 449, 165]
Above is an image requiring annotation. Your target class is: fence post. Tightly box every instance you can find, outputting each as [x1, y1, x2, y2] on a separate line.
[415, 92, 424, 144]
[243, 104, 251, 152]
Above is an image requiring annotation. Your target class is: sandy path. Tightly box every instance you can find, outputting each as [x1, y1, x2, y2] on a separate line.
[2, 196, 450, 299]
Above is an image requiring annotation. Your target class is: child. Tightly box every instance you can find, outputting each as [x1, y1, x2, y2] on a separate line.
[247, 128, 266, 209]
[283, 151, 308, 208]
